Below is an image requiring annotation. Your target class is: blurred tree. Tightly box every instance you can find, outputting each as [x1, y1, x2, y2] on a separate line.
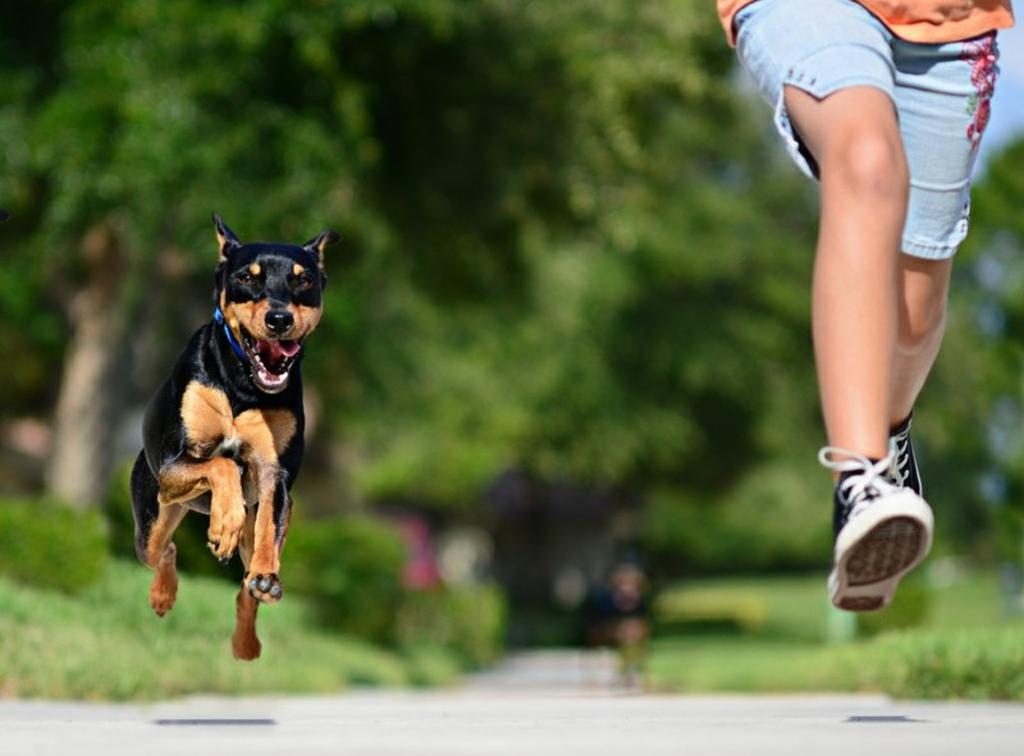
[6, 0, 1007, 578]
[5, 0, 815, 505]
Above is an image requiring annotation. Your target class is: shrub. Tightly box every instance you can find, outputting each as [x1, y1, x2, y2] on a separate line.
[641, 462, 833, 574]
[394, 583, 507, 667]
[870, 625, 1024, 700]
[0, 561, 419, 699]
[654, 586, 768, 635]
[286, 515, 407, 641]
[857, 575, 932, 637]
[400, 644, 464, 687]
[0, 496, 108, 592]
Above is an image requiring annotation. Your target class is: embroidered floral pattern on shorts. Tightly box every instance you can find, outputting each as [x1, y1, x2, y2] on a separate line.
[961, 34, 998, 148]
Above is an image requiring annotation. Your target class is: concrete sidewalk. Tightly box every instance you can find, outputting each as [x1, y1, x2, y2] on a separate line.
[4, 651, 1023, 755]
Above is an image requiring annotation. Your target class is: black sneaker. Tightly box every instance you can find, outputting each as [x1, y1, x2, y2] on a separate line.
[820, 446, 933, 612]
[886, 413, 921, 496]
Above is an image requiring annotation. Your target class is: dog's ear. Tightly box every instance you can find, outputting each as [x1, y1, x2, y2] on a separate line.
[303, 229, 340, 267]
[213, 213, 242, 260]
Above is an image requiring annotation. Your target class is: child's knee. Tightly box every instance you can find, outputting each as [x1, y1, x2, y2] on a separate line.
[824, 125, 909, 202]
[898, 289, 947, 351]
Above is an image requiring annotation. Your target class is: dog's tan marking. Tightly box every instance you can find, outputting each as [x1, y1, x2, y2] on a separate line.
[222, 299, 271, 341]
[143, 506, 188, 617]
[232, 502, 264, 655]
[305, 229, 339, 268]
[143, 504, 188, 566]
[249, 263, 261, 276]
[249, 492, 280, 576]
[180, 381, 233, 456]
[232, 583, 262, 660]
[290, 304, 323, 340]
[148, 541, 182, 617]
[292, 263, 304, 277]
[239, 507, 257, 571]
[156, 456, 245, 559]
[216, 230, 233, 261]
[235, 409, 296, 461]
[233, 408, 295, 582]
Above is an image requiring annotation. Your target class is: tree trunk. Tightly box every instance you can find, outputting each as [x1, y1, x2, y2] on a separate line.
[47, 223, 130, 510]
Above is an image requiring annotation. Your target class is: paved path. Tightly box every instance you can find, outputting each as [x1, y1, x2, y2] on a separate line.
[5, 651, 1024, 755]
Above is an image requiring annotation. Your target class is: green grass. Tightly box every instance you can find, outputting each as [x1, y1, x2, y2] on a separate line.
[648, 570, 1024, 699]
[0, 561, 461, 700]
[654, 574, 827, 641]
[648, 637, 862, 693]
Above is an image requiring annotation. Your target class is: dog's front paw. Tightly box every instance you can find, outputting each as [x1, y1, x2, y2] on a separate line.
[207, 503, 245, 562]
[245, 572, 283, 604]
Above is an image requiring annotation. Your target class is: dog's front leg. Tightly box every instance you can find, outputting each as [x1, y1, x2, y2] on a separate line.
[206, 461, 247, 562]
[244, 464, 290, 604]
[233, 408, 295, 604]
[158, 456, 245, 561]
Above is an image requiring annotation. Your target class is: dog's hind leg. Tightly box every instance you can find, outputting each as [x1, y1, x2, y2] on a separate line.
[232, 508, 262, 660]
[131, 450, 188, 617]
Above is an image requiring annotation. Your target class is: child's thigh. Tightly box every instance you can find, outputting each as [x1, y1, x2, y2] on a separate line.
[734, 0, 897, 178]
[894, 34, 999, 259]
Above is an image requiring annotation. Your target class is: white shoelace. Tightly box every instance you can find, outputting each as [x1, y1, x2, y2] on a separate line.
[818, 442, 899, 521]
[888, 423, 913, 488]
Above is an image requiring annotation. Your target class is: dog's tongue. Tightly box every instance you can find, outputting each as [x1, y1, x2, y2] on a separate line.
[259, 339, 301, 362]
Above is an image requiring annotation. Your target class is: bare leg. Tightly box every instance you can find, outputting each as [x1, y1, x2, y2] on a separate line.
[785, 86, 909, 459]
[891, 256, 952, 426]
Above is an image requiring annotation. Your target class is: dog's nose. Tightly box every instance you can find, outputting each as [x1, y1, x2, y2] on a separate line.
[265, 310, 294, 335]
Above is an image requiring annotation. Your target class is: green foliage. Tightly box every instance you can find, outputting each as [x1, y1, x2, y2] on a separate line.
[655, 574, 830, 642]
[394, 583, 508, 667]
[286, 515, 407, 641]
[649, 626, 1024, 700]
[0, 497, 108, 592]
[649, 571, 1024, 699]
[857, 576, 932, 637]
[0, 0, 823, 536]
[0, 561, 461, 700]
[6, 0, 1020, 576]
[399, 644, 464, 688]
[870, 625, 1024, 700]
[642, 460, 833, 573]
[654, 585, 767, 635]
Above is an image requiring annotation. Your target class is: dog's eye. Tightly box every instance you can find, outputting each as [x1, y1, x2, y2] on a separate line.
[237, 272, 257, 286]
[296, 275, 313, 291]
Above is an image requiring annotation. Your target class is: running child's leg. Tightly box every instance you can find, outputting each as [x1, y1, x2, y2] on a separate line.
[784, 85, 908, 461]
[892, 256, 952, 427]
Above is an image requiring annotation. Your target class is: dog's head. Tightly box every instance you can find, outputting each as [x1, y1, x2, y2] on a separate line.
[212, 213, 338, 394]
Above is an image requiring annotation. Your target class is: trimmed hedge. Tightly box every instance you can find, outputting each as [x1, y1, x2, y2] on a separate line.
[395, 583, 507, 667]
[0, 561, 458, 700]
[857, 575, 932, 637]
[871, 625, 1024, 699]
[0, 497, 108, 592]
[285, 515, 408, 641]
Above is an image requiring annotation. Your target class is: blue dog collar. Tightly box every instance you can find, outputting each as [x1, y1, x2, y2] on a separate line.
[213, 307, 249, 363]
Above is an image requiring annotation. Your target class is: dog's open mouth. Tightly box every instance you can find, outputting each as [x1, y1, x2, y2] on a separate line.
[240, 329, 303, 393]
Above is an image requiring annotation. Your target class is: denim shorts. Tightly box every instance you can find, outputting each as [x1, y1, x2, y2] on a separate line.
[734, 0, 1000, 259]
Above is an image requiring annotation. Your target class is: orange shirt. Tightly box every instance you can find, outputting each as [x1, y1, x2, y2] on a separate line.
[717, 0, 1014, 46]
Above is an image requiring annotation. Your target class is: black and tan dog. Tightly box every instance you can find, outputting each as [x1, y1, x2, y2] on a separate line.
[130, 214, 337, 660]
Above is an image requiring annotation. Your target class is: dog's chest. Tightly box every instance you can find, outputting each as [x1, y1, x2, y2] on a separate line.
[179, 380, 296, 462]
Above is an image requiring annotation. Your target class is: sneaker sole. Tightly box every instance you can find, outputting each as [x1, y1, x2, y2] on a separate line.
[828, 492, 934, 612]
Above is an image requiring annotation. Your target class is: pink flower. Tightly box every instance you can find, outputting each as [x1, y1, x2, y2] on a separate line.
[961, 34, 998, 147]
